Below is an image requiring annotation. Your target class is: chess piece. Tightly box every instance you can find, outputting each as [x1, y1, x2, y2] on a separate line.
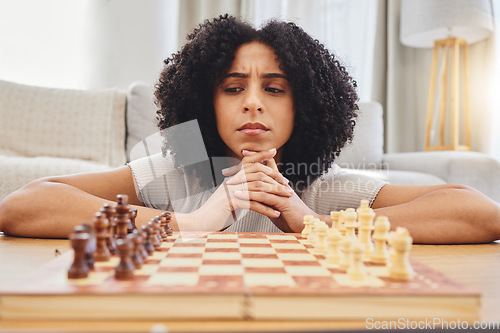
[325, 228, 343, 265]
[128, 233, 143, 269]
[76, 224, 95, 270]
[142, 225, 155, 255]
[357, 200, 375, 259]
[161, 212, 173, 236]
[388, 227, 414, 280]
[309, 218, 324, 245]
[387, 231, 397, 271]
[68, 230, 90, 279]
[146, 222, 161, 251]
[370, 216, 391, 264]
[114, 194, 131, 240]
[347, 242, 367, 281]
[157, 215, 169, 241]
[149, 219, 162, 248]
[115, 238, 135, 280]
[128, 209, 138, 234]
[339, 237, 354, 272]
[312, 222, 328, 256]
[100, 203, 117, 255]
[93, 212, 111, 262]
[133, 228, 149, 261]
[330, 211, 340, 230]
[343, 208, 357, 241]
[301, 215, 313, 238]
[306, 218, 319, 244]
[338, 210, 346, 236]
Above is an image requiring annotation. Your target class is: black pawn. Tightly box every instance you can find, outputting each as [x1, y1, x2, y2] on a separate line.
[127, 233, 143, 269]
[76, 224, 95, 270]
[128, 209, 138, 234]
[142, 225, 155, 255]
[158, 214, 169, 241]
[133, 229, 148, 261]
[93, 212, 111, 262]
[148, 220, 162, 250]
[68, 231, 90, 279]
[115, 238, 135, 280]
[161, 212, 173, 236]
[100, 203, 117, 255]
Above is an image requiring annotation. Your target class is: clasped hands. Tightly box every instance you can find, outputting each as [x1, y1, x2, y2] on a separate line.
[193, 149, 315, 232]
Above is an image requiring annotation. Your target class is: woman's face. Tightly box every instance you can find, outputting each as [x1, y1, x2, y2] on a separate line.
[213, 41, 295, 160]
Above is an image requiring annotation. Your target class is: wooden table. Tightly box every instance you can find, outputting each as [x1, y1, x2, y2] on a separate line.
[0, 233, 499, 332]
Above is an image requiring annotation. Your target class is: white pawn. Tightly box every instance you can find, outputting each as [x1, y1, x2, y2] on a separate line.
[343, 208, 357, 241]
[339, 237, 354, 272]
[347, 242, 367, 281]
[370, 216, 391, 264]
[312, 222, 329, 255]
[388, 227, 414, 280]
[338, 210, 346, 236]
[308, 218, 323, 245]
[325, 228, 343, 264]
[301, 215, 314, 239]
[330, 211, 341, 230]
[306, 218, 319, 244]
[387, 231, 396, 271]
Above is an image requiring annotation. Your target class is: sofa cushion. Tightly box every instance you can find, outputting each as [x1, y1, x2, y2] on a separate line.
[126, 81, 159, 162]
[0, 155, 112, 202]
[335, 102, 384, 168]
[0, 80, 127, 167]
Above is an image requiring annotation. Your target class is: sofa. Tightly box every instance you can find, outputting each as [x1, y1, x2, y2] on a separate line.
[1, 79, 499, 204]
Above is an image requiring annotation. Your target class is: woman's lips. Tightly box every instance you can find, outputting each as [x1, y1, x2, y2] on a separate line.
[238, 122, 269, 136]
[239, 128, 268, 135]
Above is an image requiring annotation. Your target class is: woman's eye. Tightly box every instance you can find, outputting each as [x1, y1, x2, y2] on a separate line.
[266, 87, 285, 94]
[224, 87, 244, 93]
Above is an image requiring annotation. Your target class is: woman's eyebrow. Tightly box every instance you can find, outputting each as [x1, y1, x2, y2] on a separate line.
[223, 72, 247, 79]
[222, 72, 288, 80]
[262, 73, 288, 80]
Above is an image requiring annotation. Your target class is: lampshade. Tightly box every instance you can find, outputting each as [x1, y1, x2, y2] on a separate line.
[400, 0, 494, 48]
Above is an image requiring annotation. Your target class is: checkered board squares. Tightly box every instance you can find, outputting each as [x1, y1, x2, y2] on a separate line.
[1, 232, 481, 322]
[7, 232, 477, 298]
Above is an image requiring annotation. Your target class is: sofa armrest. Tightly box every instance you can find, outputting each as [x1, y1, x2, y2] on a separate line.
[383, 151, 500, 202]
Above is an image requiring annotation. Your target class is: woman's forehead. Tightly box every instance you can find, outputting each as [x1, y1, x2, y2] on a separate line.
[227, 41, 284, 75]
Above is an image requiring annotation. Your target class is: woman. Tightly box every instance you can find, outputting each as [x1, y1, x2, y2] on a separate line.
[0, 15, 499, 243]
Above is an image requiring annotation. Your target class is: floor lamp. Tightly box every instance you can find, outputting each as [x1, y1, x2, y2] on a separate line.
[400, 0, 493, 151]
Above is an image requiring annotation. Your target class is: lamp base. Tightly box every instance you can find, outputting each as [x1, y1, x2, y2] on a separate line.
[424, 37, 471, 152]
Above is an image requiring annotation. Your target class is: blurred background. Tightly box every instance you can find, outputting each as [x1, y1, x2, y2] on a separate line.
[0, 0, 498, 156]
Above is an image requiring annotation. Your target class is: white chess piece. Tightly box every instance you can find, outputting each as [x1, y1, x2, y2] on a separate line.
[339, 237, 354, 272]
[370, 216, 391, 264]
[306, 218, 320, 244]
[338, 210, 346, 236]
[388, 227, 414, 280]
[356, 200, 375, 259]
[312, 222, 328, 256]
[347, 242, 367, 281]
[343, 208, 357, 241]
[301, 215, 314, 239]
[325, 228, 343, 264]
[330, 211, 340, 230]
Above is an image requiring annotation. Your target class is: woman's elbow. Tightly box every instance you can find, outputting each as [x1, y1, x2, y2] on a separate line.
[0, 179, 49, 235]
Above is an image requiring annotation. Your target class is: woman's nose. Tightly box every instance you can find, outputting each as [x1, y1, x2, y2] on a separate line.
[243, 87, 263, 112]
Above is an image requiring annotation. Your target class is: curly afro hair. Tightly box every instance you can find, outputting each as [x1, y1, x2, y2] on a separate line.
[155, 14, 358, 190]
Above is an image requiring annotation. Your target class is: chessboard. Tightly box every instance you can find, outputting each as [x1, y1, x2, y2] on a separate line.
[0, 231, 480, 322]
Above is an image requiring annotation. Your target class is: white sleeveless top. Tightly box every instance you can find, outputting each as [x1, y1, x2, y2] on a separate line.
[128, 153, 387, 233]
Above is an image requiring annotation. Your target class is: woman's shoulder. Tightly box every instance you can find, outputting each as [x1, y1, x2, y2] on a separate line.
[128, 152, 175, 174]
